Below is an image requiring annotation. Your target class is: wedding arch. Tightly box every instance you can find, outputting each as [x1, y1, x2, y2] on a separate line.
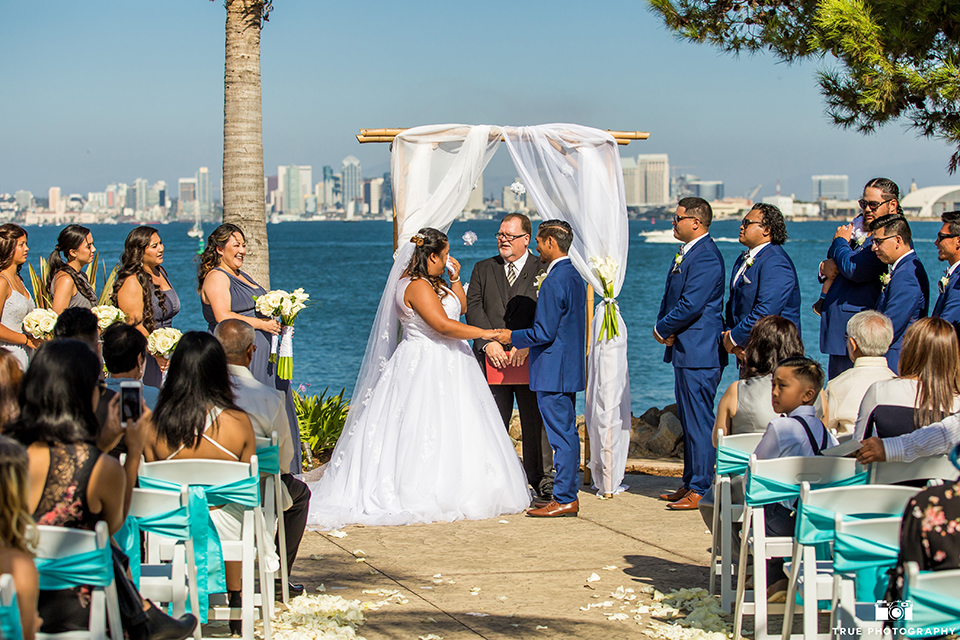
[356, 124, 647, 496]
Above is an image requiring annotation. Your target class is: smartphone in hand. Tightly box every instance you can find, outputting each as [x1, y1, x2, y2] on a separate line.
[119, 381, 143, 424]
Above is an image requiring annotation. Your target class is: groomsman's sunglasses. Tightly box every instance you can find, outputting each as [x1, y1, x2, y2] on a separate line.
[858, 198, 893, 211]
[937, 232, 960, 242]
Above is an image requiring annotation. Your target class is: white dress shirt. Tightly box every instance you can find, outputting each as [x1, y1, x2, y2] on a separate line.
[815, 356, 896, 436]
[882, 413, 960, 462]
[228, 363, 294, 508]
[544, 254, 569, 277]
[505, 250, 529, 279]
[889, 249, 916, 275]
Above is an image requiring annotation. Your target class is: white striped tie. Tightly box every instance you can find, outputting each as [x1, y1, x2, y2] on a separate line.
[507, 263, 518, 286]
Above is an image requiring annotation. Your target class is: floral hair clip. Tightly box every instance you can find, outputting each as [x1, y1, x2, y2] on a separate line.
[410, 233, 425, 247]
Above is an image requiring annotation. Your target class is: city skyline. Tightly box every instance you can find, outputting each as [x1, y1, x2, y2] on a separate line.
[4, 0, 960, 204]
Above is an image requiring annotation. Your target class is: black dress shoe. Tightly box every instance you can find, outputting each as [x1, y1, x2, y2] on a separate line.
[275, 580, 305, 600]
[145, 604, 198, 640]
[531, 494, 553, 509]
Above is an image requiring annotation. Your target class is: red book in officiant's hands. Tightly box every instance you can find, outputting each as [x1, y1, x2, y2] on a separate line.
[485, 355, 529, 385]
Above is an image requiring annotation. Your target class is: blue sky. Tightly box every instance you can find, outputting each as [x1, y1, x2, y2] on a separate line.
[3, 0, 956, 202]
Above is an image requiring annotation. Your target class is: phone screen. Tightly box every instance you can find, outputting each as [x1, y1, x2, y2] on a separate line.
[120, 385, 142, 422]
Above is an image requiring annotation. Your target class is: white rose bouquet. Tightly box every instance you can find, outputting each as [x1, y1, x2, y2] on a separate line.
[22, 308, 58, 340]
[147, 327, 182, 358]
[90, 305, 127, 331]
[253, 288, 309, 380]
[589, 255, 621, 342]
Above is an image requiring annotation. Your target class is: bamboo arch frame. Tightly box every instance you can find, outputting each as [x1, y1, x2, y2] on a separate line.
[359, 125, 648, 493]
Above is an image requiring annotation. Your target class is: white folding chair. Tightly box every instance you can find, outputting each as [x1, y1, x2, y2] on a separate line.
[710, 431, 764, 613]
[900, 562, 960, 636]
[868, 455, 959, 485]
[140, 457, 272, 640]
[782, 483, 918, 640]
[829, 515, 902, 638]
[1, 573, 23, 640]
[127, 487, 201, 639]
[34, 521, 122, 640]
[256, 432, 289, 604]
[733, 455, 859, 640]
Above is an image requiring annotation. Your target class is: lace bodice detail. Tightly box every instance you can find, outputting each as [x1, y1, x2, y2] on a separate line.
[395, 277, 461, 342]
[1, 282, 34, 333]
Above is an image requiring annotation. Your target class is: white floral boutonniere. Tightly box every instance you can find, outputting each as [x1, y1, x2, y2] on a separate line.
[534, 272, 547, 290]
[880, 272, 891, 290]
[744, 255, 755, 268]
[854, 234, 867, 247]
[671, 252, 684, 273]
[940, 274, 950, 292]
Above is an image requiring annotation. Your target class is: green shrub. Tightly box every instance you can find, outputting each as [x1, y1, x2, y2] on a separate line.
[294, 385, 349, 458]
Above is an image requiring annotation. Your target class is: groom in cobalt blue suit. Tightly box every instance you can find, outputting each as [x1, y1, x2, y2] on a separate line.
[655, 197, 726, 511]
[723, 203, 801, 358]
[932, 211, 960, 325]
[499, 220, 586, 517]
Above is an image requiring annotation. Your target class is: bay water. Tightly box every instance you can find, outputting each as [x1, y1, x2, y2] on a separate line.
[23, 219, 948, 415]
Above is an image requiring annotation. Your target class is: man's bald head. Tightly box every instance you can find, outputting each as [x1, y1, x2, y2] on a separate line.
[214, 319, 256, 365]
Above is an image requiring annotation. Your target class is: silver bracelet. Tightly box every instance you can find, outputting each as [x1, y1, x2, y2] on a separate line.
[450, 277, 461, 283]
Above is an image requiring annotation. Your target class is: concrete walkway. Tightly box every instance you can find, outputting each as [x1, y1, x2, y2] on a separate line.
[290, 473, 713, 640]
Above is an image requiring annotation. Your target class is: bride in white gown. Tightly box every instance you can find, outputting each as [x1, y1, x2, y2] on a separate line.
[307, 228, 531, 529]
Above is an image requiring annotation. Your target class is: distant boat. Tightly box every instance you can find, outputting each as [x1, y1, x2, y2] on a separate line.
[638, 230, 677, 243]
[650, 218, 655, 224]
[187, 207, 203, 238]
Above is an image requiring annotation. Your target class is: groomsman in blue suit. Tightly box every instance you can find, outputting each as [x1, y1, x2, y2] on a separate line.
[654, 197, 726, 511]
[818, 178, 898, 379]
[871, 213, 929, 373]
[500, 220, 586, 518]
[723, 203, 801, 358]
[932, 211, 960, 325]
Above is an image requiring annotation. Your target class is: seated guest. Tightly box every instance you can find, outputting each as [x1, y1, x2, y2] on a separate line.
[713, 315, 804, 444]
[101, 323, 159, 410]
[214, 319, 309, 598]
[701, 316, 804, 531]
[754, 356, 837, 601]
[856, 416, 960, 464]
[0, 350, 22, 430]
[815, 311, 895, 436]
[853, 317, 960, 440]
[6, 340, 194, 640]
[142, 331, 264, 634]
[884, 441, 960, 603]
[0, 435, 41, 640]
[51, 307, 100, 355]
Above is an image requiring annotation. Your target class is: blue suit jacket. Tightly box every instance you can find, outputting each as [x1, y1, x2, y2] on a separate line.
[876, 252, 929, 351]
[724, 244, 802, 345]
[819, 237, 885, 356]
[932, 267, 960, 325]
[656, 235, 727, 369]
[511, 258, 586, 393]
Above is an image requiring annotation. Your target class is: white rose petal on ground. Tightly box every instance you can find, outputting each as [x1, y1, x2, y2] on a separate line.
[587, 573, 601, 583]
[328, 529, 347, 538]
[352, 550, 365, 556]
[536, 625, 548, 630]
[309, 554, 323, 560]
[355, 558, 366, 563]
[602, 565, 618, 570]
[419, 635, 443, 640]
[498, 520, 509, 524]
[315, 584, 325, 592]
[465, 612, 490, 617]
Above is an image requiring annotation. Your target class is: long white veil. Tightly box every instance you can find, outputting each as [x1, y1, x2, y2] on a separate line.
[332, 125, 501, 458]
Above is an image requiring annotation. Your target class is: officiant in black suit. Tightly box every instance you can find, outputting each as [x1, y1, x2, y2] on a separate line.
[467, 213, 552, 501]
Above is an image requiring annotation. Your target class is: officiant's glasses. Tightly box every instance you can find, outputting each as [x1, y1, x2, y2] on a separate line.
[495, 232, 529, 242]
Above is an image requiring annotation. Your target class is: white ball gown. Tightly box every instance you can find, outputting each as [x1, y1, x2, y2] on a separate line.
[307, 277, 531, 529]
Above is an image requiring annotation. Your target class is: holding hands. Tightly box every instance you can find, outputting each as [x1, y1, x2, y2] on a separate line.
[483, 335, 528, 369]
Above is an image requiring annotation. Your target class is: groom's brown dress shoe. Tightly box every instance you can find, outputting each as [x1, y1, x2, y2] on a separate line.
[667, 491, 701, 510]
[659, 486, 689, 502]
[527, 499, 579, 517]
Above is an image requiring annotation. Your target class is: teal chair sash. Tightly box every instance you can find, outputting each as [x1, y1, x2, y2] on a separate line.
[833, 528, 899, 603]
[35, 544, 112, 590]
[744, 469, 868, 507]
[114, 506, 190, 588]
[256, 444, 281, 476]
[138, 474, 260, 622]
[898, 584, 960, 637]
[716, 446, 750, 477]
[0, 592, 23, 640]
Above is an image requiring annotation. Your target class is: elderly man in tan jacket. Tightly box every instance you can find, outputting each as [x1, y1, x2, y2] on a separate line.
[815, 310, 896, 436]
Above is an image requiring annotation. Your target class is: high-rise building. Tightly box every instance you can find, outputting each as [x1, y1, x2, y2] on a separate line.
[812, 175, 849, 201]
[14, 190, 32, 212]
[134, 178, 149, 212]
[621, 157, 640, 206]
[465, 174, 484, 212]
[381, 171, 392, 214]
[48, 187, 61, 213]
[298, 166, 312, 204]
[341, 156, 362, 211]
[197, 167, 211, 214]
[365, 178, 383, 215]
[636, 154, 670, 205]
[282, 164, 303, 215]
[688, 180, 724, 201]
[179, 178, 197, 215]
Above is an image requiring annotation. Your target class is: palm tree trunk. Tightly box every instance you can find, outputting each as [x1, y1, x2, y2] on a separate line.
[223, 0, 270, 288]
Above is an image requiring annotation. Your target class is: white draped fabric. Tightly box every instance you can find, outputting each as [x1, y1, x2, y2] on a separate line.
[502, 124, 631, 495]
[346, 125, 500, 422]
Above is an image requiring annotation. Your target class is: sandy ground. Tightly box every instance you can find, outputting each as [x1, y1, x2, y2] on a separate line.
[283, 473, 713, 640]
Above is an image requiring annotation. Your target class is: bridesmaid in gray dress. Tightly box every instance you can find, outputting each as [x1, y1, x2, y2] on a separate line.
[197, 224, 279, 384]
[0, 225, 40, 370]
[113, 226, 180, 389]
[47, 225, 98, 313]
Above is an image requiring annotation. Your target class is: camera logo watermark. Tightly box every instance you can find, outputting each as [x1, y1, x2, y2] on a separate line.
[875, 600, 913, 622]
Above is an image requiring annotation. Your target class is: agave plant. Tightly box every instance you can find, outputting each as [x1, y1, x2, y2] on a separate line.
[97, 262, 121, 306]
[26, 263, 50, 309]
[293, 385, 350, 460]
